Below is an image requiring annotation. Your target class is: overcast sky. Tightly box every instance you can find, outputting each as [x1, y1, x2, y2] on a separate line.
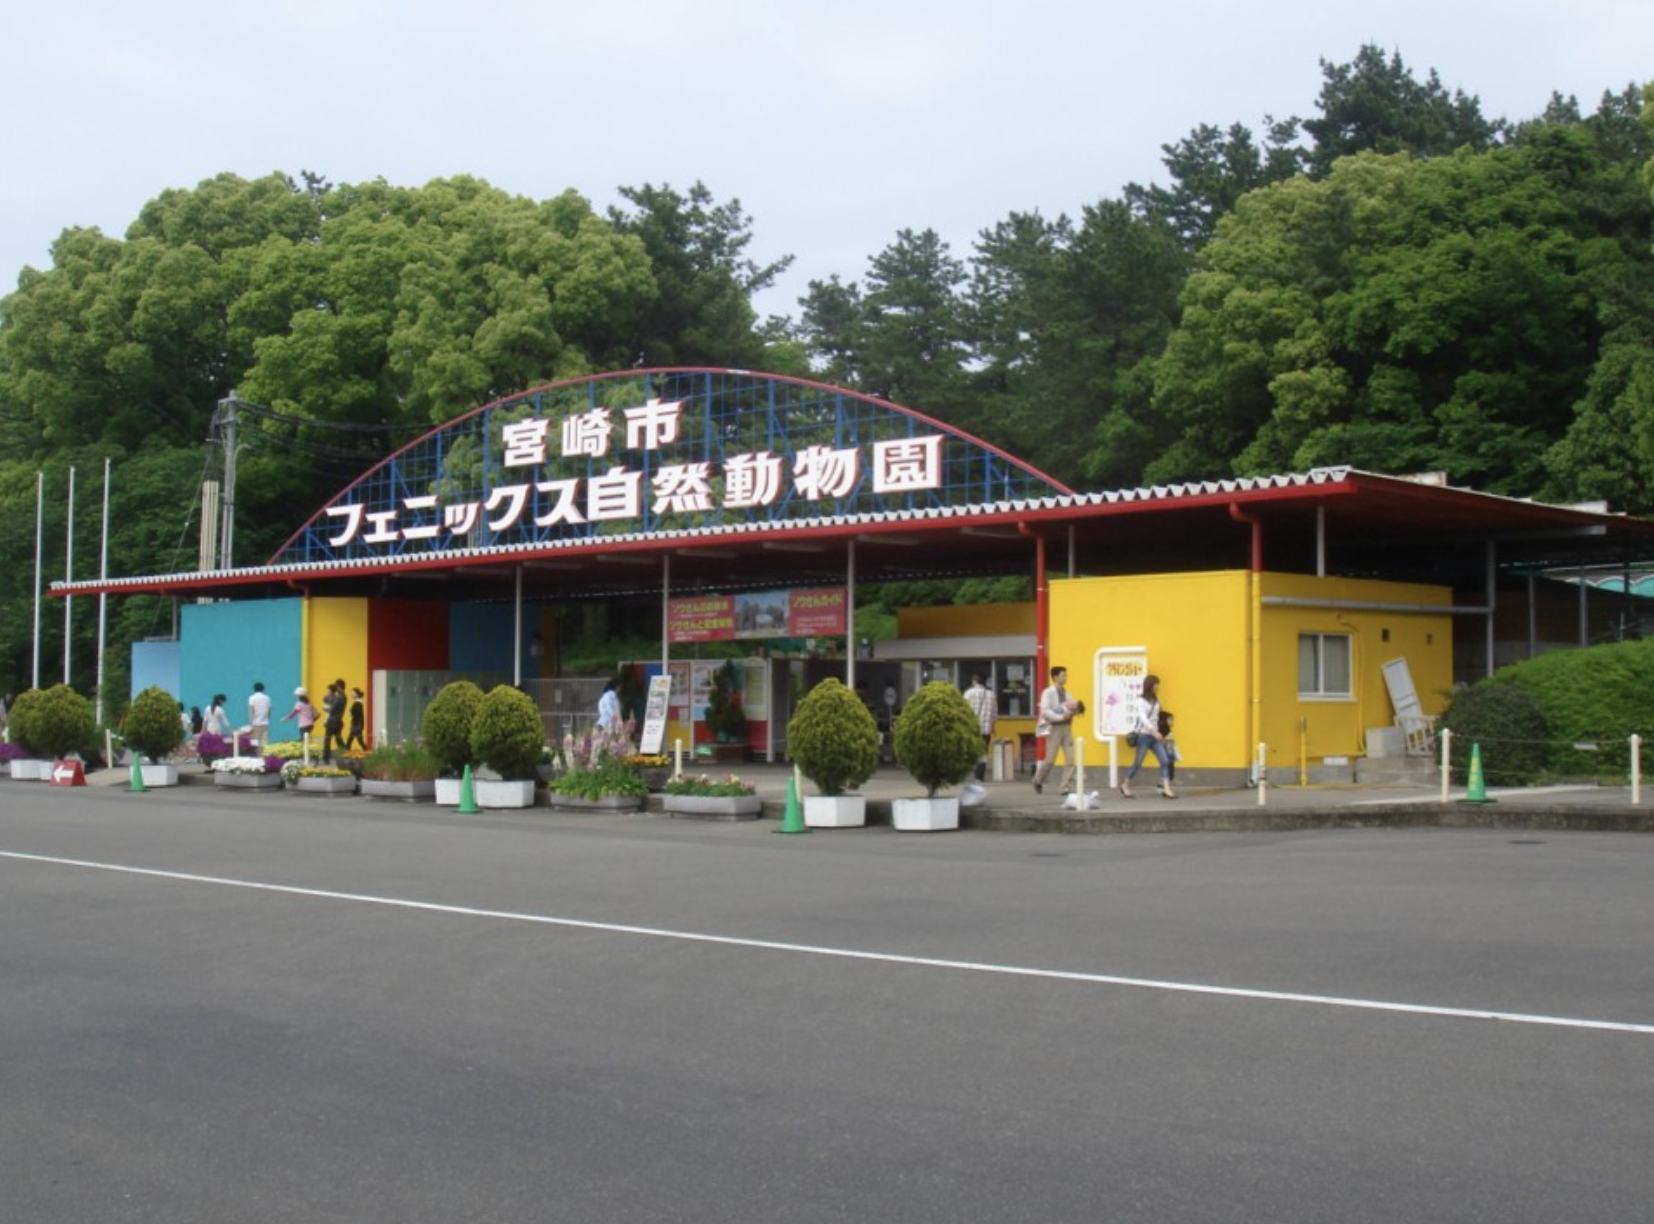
[2, 0, 1647, 321]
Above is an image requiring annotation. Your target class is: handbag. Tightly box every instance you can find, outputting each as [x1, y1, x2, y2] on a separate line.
[1125, 731, 1139, 748]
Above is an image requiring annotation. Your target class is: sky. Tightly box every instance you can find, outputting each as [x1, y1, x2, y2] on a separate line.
[2, 0, 1648, 321]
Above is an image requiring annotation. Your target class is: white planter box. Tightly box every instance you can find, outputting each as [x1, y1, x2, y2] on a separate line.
[804, 795, 867, 828]
[9, 759, 49, 780]
[547, 793, 645, 813]
[138, 762, 179, 787]
[214, 771, 283, 790]
[294, 776, 357, 795]
[662, 794, 764, 821]
[360, 779, 436, 802]
[891, 796, 960, 832]
[474, 779, 536, 809]
[435, 777, 463, 805]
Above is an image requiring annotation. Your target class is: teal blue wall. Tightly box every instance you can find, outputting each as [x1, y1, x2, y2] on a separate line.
[179, 599, 305, 742]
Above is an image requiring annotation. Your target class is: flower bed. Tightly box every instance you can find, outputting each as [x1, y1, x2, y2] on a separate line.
[212, 755, 284, 789]
[660, 773, 762, 820]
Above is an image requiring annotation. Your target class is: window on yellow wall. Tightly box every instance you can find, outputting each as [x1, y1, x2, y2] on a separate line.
[1298, 633, 1352, 698]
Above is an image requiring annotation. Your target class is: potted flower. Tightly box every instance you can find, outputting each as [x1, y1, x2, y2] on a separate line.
[423, 680, 484, 804]
[121, 686, 187, 786]
[545, 757, 648, 811]
[195, 731, 234, 769]
[287, 763, 357, 796]
[787, 677, 881, 827]
[467, 685, 544, 808]
[358, 742, 441, 801]
[211, 753, 285, 789]
[622, 752, 673, 791]
[890, 681, 983, 831]
[660, 773, 762, 820]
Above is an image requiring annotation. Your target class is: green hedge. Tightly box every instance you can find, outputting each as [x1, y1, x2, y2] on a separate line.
[1483, 639, 1654, 779]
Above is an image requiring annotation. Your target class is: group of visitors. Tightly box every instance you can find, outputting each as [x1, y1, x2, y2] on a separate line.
[1029, 664, 1177, 798]
[281, 679, 365, 763]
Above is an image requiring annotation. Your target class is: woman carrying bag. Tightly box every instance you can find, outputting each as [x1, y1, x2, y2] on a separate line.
[1120, 674, 1176, 799]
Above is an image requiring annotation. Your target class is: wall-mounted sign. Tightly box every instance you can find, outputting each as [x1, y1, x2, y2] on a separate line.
[273, 370, 1071, 567]
[669, 588, 846, 644]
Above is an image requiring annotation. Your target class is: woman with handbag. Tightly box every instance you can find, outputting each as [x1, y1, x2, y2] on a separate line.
[1121, 674, 1175, 799]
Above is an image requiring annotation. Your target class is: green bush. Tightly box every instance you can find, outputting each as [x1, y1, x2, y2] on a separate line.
[1481, 639, 1654, 779]
[1439, 683, 1549, 786]
[469, 685, 545, 780]
[360, 742, 442, 782]
[6, 689, 44, 756]
[122, 686, 186, 762]
[892, 681, 983, 798]
[28, 684, 97, 759]
[422, 680, 484, 775]
[705, 661, 747, 743]
[788, 677, 880, 796]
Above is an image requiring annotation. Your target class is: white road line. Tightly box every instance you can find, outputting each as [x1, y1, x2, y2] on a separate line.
[5, 848, 1652, 1036]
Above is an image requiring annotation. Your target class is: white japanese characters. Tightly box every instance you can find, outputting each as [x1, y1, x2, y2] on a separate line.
[325, 398, 944, 549]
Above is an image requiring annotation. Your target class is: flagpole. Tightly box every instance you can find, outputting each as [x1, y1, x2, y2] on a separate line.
[96, 457, 111, 724]
[32, 470, 43, 689]
[64, 465, 75, 685]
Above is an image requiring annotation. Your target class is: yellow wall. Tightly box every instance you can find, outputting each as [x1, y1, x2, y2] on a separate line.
[898, 602, 1036, 637]
[1046, 571, 1452, 772]
[306, 597, 370, 715]
[1258, 573, 1452, 772]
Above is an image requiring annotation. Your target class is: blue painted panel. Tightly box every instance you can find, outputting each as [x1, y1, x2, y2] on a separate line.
[449, 603, 519, 672]
[130, 639, 181, 702]
[180, 599, 305, 742]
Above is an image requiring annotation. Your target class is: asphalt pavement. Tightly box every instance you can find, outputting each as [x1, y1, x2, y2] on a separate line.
[2, 777, 1652, 1223]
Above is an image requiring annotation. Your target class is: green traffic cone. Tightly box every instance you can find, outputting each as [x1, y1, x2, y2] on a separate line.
[1460, 742, 1493, 804]
[456, 763, 480, 814]
[129, 754, 147, 793]
[774, 774, 809, 834]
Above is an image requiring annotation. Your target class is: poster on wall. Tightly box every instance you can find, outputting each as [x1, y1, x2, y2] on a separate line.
[1093, 647, 1148, 739]
[668, 588, 846, 643]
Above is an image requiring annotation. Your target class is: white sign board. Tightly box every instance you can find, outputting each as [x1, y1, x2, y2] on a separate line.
[1093, 647, 1148, 739]
[639, 674, 674, 754]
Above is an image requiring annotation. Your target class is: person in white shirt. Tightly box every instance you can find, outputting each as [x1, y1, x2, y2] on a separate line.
[597, 678, 621, 730]
[1032, 665, 1083, 795]
[1120, 673, 1175, 799]
[963, 673, 997, 782]
[247, 682, 272, 751]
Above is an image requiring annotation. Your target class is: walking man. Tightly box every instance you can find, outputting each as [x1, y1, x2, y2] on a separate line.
[963, 673, 997, 782]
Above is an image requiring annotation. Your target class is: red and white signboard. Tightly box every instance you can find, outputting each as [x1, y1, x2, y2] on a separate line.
[49, 759, 87, 787]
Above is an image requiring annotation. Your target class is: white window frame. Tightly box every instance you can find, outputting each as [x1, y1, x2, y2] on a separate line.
[1298, 632, 1354, 700]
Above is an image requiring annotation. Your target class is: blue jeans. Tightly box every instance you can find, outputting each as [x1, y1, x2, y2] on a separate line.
[1125, 735, 1171, 783]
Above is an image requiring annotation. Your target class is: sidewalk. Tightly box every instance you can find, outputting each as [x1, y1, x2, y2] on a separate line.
[72, 757, 1654, 834]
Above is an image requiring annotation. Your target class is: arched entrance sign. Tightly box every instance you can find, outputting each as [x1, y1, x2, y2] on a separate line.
[271, 368, 1073, 567]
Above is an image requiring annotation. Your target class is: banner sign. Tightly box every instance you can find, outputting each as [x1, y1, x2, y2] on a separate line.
[668, 587, 846, 644]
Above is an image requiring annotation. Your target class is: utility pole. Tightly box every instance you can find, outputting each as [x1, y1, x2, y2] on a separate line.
[217, 390, 241, 571]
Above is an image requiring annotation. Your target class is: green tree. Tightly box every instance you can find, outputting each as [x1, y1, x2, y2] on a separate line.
[1304, 44, 1504, 175]
[608, 181, 793, 368]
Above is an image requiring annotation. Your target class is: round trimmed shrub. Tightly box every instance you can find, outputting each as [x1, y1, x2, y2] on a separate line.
[1480, 639, 1654, 779]
[1439, 682, 1548, 786]
[469, 685, 545, 780]
[892, 681, 983, 798]
[422, 680, 484, 775]
[788, 677, 880, 796]
[122, 686, 186, 762]
[29, 684, 96, 759]
[6, 689, 44, 756]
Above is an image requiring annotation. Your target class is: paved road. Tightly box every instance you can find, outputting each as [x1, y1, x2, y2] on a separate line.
[3, 782, 1651, 1223]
